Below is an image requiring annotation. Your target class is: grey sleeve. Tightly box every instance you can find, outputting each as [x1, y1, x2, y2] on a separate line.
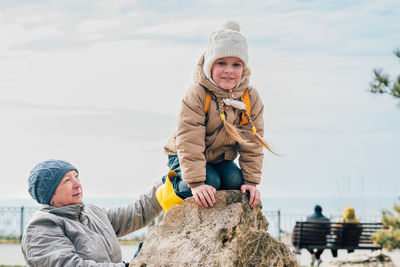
[107, 183, 162, 237]
[21, 220, 125, 267]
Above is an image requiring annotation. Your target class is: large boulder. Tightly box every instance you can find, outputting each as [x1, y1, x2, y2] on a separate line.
[130, 190, 298, 267]
[326, 250, 396, 267]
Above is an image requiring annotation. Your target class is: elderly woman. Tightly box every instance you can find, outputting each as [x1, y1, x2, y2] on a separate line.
[21, 159, 162, 266]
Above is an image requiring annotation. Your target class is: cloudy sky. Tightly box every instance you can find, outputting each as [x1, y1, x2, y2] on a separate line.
[0, 0, 399, 202]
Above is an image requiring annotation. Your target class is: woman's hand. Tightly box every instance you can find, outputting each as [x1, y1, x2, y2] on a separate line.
[191, 184, 216, 207]
[240, 184, 261, 208]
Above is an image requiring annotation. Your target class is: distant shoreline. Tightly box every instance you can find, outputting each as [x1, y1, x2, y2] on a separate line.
[0, 195, 397, 216]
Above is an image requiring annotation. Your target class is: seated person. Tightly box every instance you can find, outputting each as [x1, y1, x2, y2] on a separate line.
[21, 159, 162, 266]
[306, 205, 330, 266]
[331, 206, 361, 257]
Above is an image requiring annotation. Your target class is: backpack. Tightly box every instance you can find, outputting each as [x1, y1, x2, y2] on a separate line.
[203, 88, 251, 126]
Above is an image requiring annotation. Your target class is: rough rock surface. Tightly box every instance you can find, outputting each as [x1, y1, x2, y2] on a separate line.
[326, 250, 395, 267]
[130, 190, 298, 267]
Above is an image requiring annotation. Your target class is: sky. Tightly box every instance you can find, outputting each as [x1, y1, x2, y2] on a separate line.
[0, 0, 399, 203]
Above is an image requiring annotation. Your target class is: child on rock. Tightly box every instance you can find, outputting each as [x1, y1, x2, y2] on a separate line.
[157, 21, 275, 212]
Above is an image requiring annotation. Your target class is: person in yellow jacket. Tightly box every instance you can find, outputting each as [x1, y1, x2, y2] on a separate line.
[339, 206, 360, 223]
[157, 21, 276, 212]
[331, 206, 361, 257]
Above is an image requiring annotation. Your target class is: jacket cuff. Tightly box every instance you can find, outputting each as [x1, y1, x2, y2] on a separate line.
[243, 181, 258, 187]
[188, 182, 205, 188]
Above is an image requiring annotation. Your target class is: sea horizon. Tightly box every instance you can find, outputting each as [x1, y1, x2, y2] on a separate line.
[0, 195, 397, 217]
[0, 195, 397, 240]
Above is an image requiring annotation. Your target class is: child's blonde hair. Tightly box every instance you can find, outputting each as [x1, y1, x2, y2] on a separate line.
[217, 99, 277, 155]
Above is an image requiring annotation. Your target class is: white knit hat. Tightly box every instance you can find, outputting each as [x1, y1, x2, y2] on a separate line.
[203, 21, 248, 81]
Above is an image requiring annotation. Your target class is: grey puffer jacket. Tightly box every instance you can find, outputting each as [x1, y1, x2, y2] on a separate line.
[21, 185, 162, 267]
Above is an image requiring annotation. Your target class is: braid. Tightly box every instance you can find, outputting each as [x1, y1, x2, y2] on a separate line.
[218, 99, 248, 145]
[215, 97, 278, 155]
[243, 110, 278, 155]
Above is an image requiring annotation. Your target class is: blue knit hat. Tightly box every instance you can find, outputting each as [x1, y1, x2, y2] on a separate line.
[28, 159, 78, 204]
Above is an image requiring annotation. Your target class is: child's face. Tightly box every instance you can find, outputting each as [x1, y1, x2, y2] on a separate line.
[211, 57, 244, 90]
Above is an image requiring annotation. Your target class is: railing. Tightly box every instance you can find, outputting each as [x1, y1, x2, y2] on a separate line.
[263, 210, 282, 240]
[0, 206, 39, 241]
[0, 206, 381, 242]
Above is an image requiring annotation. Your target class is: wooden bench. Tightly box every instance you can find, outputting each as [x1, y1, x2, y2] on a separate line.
[291, 221, 385, 253]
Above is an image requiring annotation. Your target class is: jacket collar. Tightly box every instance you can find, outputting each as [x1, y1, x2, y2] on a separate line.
[41, 203, 84, 220]
[194, 54, 251, 99]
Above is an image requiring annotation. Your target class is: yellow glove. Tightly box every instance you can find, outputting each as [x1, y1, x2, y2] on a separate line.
[156, 170, 183, 212]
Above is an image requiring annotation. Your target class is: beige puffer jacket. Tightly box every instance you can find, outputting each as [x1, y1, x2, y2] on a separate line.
[164, 55, 264, 188]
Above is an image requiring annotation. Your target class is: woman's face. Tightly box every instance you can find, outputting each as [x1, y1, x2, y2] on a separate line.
[211, 57, 244, 90]
[50, 170, 83, 207]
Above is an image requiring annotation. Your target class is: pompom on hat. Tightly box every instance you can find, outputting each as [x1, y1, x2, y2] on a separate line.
[28, 159, 78, 205]
[203, 21, 249, 81]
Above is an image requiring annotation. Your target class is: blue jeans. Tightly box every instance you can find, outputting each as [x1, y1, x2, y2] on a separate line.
[165, 155, 243, 199]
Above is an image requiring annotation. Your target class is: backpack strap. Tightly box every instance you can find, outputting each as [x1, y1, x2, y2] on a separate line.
[204, 88, 251, 125]
[204, 91, 212, 114]
[240, 88, 251, 125]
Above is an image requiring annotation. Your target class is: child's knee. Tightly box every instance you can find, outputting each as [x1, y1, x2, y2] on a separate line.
[205, 164, 221, 189]
[205, 173, 221, 189]
[206, 178, 221, 190]
[221, 169, 243, 189]
[232, 171, 244, 186]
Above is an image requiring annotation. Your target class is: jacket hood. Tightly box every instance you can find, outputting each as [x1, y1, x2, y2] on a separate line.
[193, 54, 251, 99]
[342, 206, 355, 219]
[341, 206, 360, 223]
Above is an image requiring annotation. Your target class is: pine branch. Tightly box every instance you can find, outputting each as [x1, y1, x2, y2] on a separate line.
[370, 68, 390, 94]
[369, 48, 400, 102]
[394, 49, 400, 59]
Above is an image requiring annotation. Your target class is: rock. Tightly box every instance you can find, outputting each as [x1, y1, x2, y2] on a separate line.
[326, 250, 396, 267]
[130, 190, 298, 267]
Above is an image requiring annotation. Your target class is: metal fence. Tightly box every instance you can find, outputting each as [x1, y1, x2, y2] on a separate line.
[0, 206, 39, 240]
[0, 206, 381, 242]
[263, 210, 281, 240]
